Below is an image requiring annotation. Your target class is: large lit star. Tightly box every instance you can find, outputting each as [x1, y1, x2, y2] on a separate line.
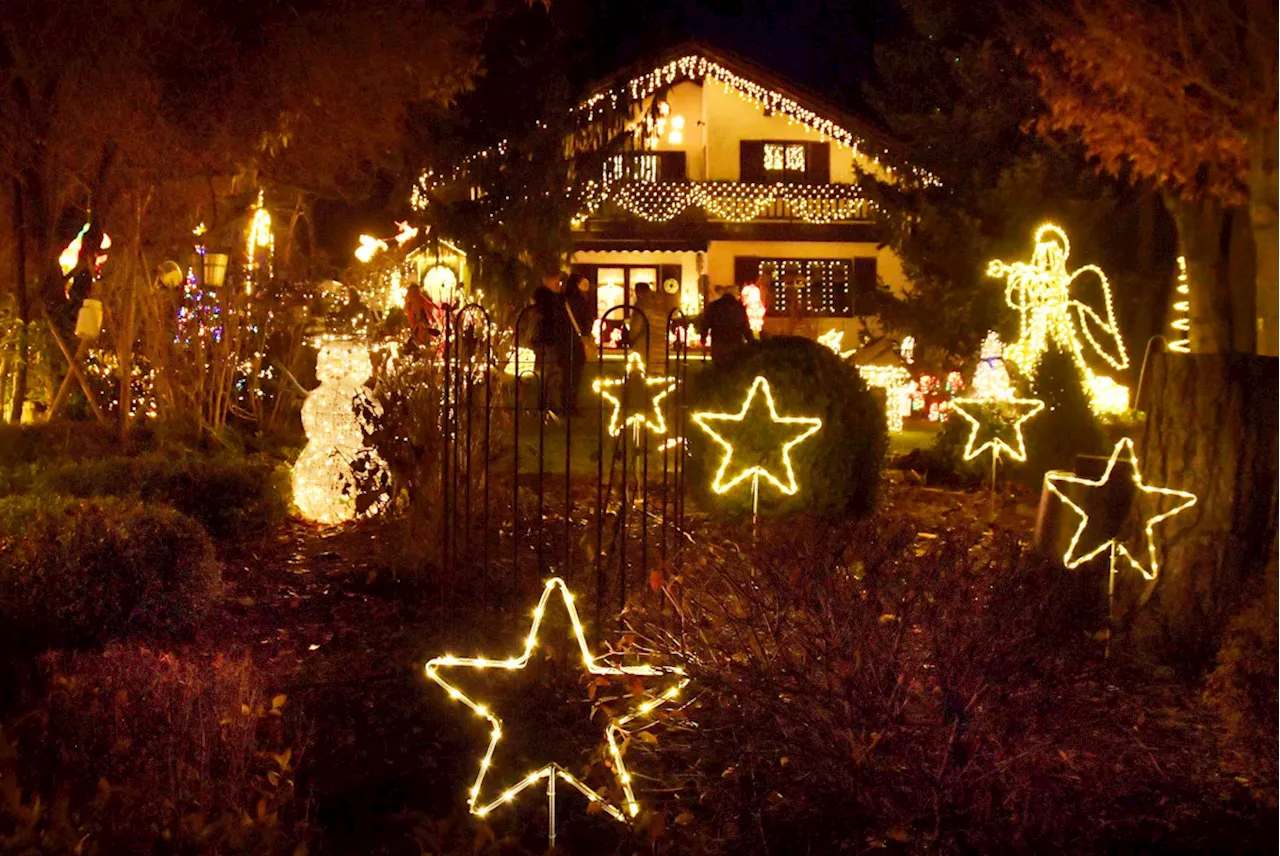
[1045, 438, 1197, 580]
[951, 396, 1045, 463]
[424, 578, 687, 823]
[691, 375, 823, 496]
[592, 352, 675, 437]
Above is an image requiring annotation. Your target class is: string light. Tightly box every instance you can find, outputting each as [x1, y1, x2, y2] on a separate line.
[987, 224, 1129, 414]
[575, 54, 939, 186]
[424, 578, 688, 824]
[817, 329, 855, 358]
[577, 180, 873, 226]
[592, 352, 676, 437]
[970, 331, 1014, 400]
[759, 260, 853, 315]
[58, 223, 110, 276]
[857, 365, 914, 433]
[950, 396, 1044, 463]
[1044, 437, 1197, 581]
[292, 339, 388, 525]
[899, 335, 915, 365]
[1168, 256, 1190, 353]
[245, 191, 273, 293]
[691, 376, 822, 496]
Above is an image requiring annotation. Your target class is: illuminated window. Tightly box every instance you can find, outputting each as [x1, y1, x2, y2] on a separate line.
[596, 268, 626, 318]
[764, 143, 805, 176]
[750, 258, 856, 318]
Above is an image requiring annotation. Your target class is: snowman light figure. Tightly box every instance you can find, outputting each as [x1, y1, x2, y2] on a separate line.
[293, 339, 387, 524]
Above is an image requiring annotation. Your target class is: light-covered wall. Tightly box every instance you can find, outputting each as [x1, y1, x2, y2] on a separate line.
[705, 240, 909, 296]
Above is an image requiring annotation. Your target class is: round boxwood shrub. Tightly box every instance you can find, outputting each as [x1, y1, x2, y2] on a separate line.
[684, 336, 887, 520]
[0, 496, 221, 651]
[1022, 344, 1108, 487]
[37, 453, 290, 541]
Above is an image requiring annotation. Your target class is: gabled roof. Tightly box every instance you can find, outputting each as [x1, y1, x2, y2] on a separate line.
[576, 41, 934, 187]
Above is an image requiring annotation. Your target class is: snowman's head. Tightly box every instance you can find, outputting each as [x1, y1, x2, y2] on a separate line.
[316, 340, 372, 385]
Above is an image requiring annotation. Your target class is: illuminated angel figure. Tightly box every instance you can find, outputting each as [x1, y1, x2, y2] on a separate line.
[988, 224, 1129, 380]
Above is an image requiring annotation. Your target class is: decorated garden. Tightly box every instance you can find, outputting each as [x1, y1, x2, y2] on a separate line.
[1, 1, 1276, 855]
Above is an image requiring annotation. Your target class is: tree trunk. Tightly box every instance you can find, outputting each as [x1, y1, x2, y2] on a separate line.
[1127, 351, 1279, 672]
[1249, 120, 1279, 357]
[10, 179, 30, 423]
[1166, 193, 1238, 353]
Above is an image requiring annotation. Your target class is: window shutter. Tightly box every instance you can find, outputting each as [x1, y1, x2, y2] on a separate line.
[733, 256, 760, 289]
[739, 142, 765, 183]
[852, 257, 878, 314]
[806, 142, 831, 184]
[658, 151, 687, 181]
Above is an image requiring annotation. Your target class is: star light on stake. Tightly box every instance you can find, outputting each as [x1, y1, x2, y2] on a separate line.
[692, 376, 822, 496]
[1045, 438, 1197, 581]
[424, 578, 688, 826]
[951, 396, 1045, 463]
[593, 352, 675, 437]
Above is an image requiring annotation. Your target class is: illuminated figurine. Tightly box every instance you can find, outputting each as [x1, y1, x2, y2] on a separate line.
[292, 339, 387, 524]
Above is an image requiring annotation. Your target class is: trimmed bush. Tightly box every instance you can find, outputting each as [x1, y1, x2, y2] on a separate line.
[0, 496, 220, 651]
[36, 452, 290, 541]
[1021, 344, 1108, 487]
[684, 337, 887, 519]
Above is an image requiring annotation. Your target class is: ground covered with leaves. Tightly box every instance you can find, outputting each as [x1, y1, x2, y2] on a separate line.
[3, 478, 1274, 855]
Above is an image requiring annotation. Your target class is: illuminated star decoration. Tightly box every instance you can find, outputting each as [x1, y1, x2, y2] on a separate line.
[592, 352, 675, 437]
[424, 578, 687, 824]
[951, 396, 1045, 463]
[692, 376, 823, 496]
[1045, 438, 1196, 581]
[987, 224, 1129, 414]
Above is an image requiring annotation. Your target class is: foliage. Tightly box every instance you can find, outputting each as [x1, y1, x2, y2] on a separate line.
[1204, 570, 1279, 806]
[34, 452, 290, 542]
[0, 645, 307, 854]
[1022, 344, 1107, 488]
[643, 510, 1269, 854]
[0, 496, 220, 652]
[685, 337, 886, 520]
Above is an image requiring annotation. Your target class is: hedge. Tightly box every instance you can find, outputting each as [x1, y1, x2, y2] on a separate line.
[0, 496, 221, 651]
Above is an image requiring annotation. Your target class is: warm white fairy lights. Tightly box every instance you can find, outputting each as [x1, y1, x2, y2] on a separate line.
[592, 352, 676, 437]
[424, 577, 688, 825]
[817, 328, 855, 358]
[1044, 438, 1197, 581]
[355, 234, 389, 263]
[575, 54, 938, 186]
[576, 180, 873, 226]
[292, 339, 388, 525]
[970, 331, 1014, 400]
[987, 225, 1129, 415]
[245, 190, 273, 290]
[857, 365, 914, 433]
[759, 260, 852, 316]
[1168, 256, 1190, 353]
[951, 396, 1044, 463]
[692, 376, 822, 496]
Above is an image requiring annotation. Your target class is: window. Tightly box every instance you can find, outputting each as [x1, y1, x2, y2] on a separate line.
[735, 257, 858, 318]
[603, 152, 687, 183]
[740, 141, 830, 183]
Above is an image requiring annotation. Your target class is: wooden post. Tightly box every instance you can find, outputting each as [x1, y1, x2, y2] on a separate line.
[1127, 351, 1279, 670]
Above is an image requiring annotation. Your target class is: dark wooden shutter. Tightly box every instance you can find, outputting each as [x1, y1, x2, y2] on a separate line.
[806, 142, 831, 184]
[852, 257, 877, 314]
[658, 151, 687, 181]
[733, 256, 760, 289]
[739, 141, 765, 183]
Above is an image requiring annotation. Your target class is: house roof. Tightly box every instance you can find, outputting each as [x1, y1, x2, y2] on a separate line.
[576, 41, 931, 186]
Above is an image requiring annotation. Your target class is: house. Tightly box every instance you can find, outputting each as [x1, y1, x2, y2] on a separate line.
[565, 43, 932, 357]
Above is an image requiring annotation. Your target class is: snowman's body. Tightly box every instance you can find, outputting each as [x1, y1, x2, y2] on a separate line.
[293, 341, 384, 524]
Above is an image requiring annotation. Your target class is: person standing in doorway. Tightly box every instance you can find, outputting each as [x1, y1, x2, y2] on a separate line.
[701, 284, 752, 363]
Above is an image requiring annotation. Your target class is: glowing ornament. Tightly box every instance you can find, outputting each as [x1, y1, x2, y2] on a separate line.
[592, 352, 675, 438]
[818, 329, 855, 359]
[292, 339, 388, 525]
[355, 234, 389, 263]
[1044, 438, 1197, 581]
[692, 376, 822, 497]
[246, 191, 273, 290]
[1168, 256, 1190, 353]
[970, 331, 1014, 400]
[900, 335, 915, 365]
[59, 223, 111, 276]
[987, 225, 1129, 414]
[740, 284, 765, 334]
[393, 221, 420, 246]
[424, 578, 687, 839]
[951, 396, 1044, 463]
[857, 365, 913, 433]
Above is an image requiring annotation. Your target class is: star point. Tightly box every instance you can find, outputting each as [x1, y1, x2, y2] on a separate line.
[691, 375, 823, 496]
